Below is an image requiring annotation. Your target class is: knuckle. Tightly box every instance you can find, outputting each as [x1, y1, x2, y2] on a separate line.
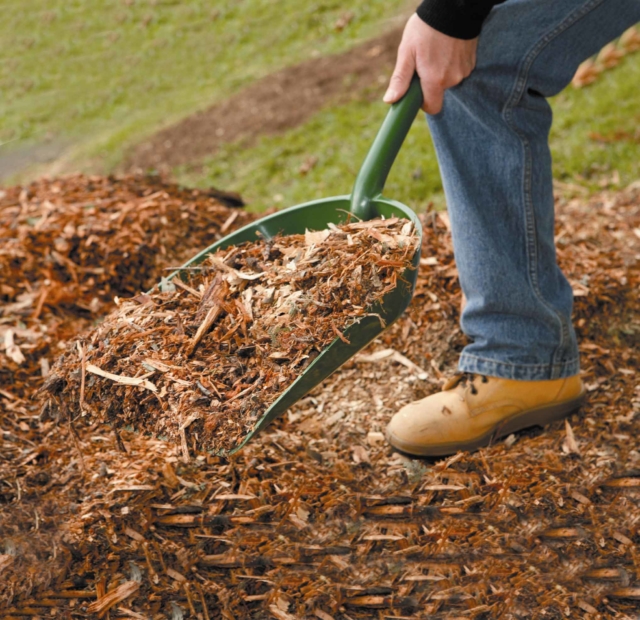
[428, 75, 447, 89]
[436, 71, 449, 87]
[421, 92, 444, 115]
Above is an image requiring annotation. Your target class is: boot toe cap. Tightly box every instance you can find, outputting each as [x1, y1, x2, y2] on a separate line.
[385, 394, 462, 455]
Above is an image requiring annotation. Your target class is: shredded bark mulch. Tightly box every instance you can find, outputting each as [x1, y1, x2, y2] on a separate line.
[0, 174, 254, 402]
[39, 218, 418, 454]
[1, 177, 639, 619]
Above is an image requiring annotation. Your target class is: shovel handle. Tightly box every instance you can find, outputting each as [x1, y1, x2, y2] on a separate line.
[350, 76, 423, 220]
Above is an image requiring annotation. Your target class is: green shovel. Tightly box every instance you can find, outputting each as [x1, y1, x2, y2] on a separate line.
[166, 78, 424, 454]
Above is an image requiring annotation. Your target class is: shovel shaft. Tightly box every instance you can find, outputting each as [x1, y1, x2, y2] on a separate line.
[350, 76, 423, 220]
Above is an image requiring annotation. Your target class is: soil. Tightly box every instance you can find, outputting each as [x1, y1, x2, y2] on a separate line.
[125, 28, 402, 173]
[124, 22, 640, 177]
[1, 175, 639, 618]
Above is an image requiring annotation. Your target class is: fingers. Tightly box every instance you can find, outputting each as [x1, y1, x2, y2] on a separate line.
[385, 15, 478, 113]
[384, 13, 480, 114]
[418, 62, 474, 114]
[383, 44, 415, 104]
[386, 58, 446, 114]
[420, 78, 445, 115]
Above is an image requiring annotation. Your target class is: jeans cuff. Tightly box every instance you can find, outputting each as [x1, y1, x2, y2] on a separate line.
[458, 353, 580, 381]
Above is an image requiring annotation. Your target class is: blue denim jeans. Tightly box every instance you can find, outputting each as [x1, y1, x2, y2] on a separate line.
[427, 0, 640, 381]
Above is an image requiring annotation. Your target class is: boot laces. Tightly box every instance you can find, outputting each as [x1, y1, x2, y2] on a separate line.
[443, 372, 488, 395]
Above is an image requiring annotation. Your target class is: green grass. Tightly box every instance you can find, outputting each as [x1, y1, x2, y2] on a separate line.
[0, 0, 412, 174]
[178, 51, 640, 213]
[2, 1, 638, 205]
[550, 53, 640, 184]
[177, 94, 442, 213]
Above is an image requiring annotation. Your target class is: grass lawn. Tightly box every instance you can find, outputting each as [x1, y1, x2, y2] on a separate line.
[2, 1, 638, 211]
[177, 50, 640, 213]
[0, 0, 412, 174]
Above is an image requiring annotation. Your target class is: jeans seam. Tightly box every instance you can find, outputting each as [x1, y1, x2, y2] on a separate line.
[460, 352, 580, 370]
[459, 353, 581, 381]
[500, 0, 604, 378]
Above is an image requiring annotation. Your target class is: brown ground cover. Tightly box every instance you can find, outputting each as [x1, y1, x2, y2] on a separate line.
[1, 177, 639, 619]
[0, 174, 252, 402]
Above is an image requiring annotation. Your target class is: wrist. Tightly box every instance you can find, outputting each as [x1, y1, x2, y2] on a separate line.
[416, 0, 493, 40]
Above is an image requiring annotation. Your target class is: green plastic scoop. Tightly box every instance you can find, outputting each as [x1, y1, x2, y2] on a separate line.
[166, 78, 424, 454]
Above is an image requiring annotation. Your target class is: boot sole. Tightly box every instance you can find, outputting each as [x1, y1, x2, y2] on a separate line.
[386, 391, 586, 458]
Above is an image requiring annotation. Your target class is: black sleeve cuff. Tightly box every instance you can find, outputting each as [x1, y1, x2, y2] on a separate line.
[416, 0, 500, 40]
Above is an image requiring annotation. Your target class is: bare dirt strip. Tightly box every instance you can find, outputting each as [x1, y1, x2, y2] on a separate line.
[126, 28, 403, 173]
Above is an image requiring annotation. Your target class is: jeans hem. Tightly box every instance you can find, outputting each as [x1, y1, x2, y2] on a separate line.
[458, 353, 580, 381]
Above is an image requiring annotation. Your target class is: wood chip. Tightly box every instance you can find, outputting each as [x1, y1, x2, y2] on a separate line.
[86, 364, 157, 392]
[562, 419, 580, 455]
[86, 581, 140, 616]
[4, 330, 26, 365]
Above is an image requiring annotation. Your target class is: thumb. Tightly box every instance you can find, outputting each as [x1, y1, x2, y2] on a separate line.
[384, 47, 415, 103]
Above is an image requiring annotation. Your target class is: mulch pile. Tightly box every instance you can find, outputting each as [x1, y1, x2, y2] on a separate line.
[0, 174, 252, 402]
[1, 176, 639, 619]
[39, 219, 418, 454]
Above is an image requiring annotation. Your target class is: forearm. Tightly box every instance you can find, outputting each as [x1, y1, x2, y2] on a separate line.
[416, 0, 504, 39]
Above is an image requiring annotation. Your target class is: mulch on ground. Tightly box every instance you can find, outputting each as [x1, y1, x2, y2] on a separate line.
[1, 177, 639, 619]
[0, 174, 252, 402]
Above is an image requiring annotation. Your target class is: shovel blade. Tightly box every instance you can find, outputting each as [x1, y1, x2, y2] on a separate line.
[166, 195, 422, 454]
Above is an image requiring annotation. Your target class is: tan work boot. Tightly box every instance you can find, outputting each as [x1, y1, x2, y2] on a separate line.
[386, 373, 585, 456]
